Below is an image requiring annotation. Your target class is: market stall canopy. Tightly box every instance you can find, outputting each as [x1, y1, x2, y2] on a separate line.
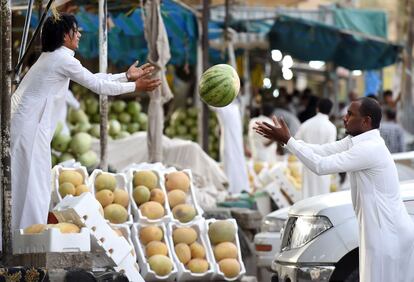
[26, 0, 198, 67]
[267, 12, 402, 70]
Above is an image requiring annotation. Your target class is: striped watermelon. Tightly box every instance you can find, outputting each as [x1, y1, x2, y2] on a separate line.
[199, 64, 240, 107]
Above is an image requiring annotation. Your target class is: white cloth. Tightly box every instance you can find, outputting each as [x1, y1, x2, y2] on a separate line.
[11, 46, 135, 231]
[286, 129, 414, 282]
[248, 115, 277, 163]
[143, 0, 173, 162]
[273, 108, 301, 136]
[294, 113, 337, 198]
[90, 132, 229, 209]
[214, 102, 249, 194]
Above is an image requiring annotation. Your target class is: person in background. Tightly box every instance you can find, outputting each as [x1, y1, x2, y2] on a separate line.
[298, 88, 319, 122]
[382, 89, 399, 110]
[214, 98, 250, 195]
[295, 98, 337, 198]
[379, 108, 405, 153]
[11, 13, 161, 231]
[254, 97, 414, 282]
[273, 94, 301, 137]
[248, 103, 277, 163]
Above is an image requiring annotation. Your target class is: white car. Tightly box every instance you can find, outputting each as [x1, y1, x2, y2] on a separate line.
[254, 207, 289, 269]
[271, 182, 414, 282]
[254, 152, 414, 281]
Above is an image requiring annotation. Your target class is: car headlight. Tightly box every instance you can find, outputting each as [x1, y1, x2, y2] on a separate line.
[289, 216, 332, 249]
[261, 217, 286, 233]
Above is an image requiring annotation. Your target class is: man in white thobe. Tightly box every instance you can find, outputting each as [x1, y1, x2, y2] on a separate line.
[295, 98, 337, 198]
[248, 104, 277, 163]
[214, 99, 250, 194]
[254, 97, 414, 282]
[11, 13, 161, 232]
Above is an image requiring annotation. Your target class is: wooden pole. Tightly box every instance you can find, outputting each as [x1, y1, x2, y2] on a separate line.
[1, 0, 13, 265]
[400, 0, 414, 134]
[99, 0, 109, 171]
[200, 0, 210, 153]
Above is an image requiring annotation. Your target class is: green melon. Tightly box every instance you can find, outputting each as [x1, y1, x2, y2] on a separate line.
[199, 64, 240, 107]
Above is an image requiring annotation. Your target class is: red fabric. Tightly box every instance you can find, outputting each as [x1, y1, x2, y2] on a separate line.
[47, 212, 58, 224]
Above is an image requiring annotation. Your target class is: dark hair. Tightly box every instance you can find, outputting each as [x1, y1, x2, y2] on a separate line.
[41, 13, 78, 52]
[366, 94, 378, 101]
[383, 89, 393, 97]
[358, 97, 382, 129]
[317, 98, 333, 115]
[261, 103, 274, 117]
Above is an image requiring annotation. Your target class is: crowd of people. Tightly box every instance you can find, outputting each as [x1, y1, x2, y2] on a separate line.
[247, 87, 406, 159]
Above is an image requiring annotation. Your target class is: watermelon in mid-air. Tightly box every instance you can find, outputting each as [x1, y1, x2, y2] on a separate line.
[199, 64, 240, 107]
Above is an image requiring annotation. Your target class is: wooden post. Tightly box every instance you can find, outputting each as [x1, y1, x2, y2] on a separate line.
[200, 0, 210, 153]
[400, 0, 414, 134]
[1, 0, 13, 265]
[99, 0, 109, 171]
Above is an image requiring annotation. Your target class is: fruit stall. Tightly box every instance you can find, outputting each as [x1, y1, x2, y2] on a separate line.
[15, 162, 247, 281]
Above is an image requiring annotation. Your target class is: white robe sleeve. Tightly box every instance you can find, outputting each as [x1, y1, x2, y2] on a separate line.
[285, 137, 378, 175]
[295, 136, 350, 156]
[59, 57, 135, 96]
[93, 72, 128, 82]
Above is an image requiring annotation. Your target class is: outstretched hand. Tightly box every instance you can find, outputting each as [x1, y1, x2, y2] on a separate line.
[127, 61, 156, 81]
[135, 77, 162, 92]
[253, 116, 292, 145]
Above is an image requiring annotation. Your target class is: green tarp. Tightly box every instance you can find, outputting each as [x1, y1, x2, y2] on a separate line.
[268, 15, 402, 70]
[334, 8, 387, 38]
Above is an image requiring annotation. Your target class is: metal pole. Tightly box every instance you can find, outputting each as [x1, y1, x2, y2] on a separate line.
[14, 0, 35, 83]
[14, 0, 55, 75]
[200, 0, 210, 153]
[99, 0, 109, 171]
[1, 0, 13, 265]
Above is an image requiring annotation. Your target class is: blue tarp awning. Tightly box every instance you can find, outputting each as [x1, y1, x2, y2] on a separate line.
[267, 15, 402, 70]
[30, 0, 198, 67]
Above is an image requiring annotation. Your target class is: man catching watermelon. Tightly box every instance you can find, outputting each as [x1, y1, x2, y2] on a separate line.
[11, 13, 161, 232]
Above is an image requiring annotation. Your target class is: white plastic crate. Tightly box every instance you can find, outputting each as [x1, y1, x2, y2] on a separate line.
[90, 169, 133, 225]
[122, 162, 166, 174]
[128, 168, 172, 224]
[51, 165, 90, 206]
[114, 252, 144, 282]
[204, 218, 246, 281]
[13, 227, 90, 254]
[53, 193, 132, 265]
[272, 167, 302, 203]
[162, 168, 204, 225]
[131, 223, 178, 281]
[167, 220, 215, 281]
[110, 223, 136, 260]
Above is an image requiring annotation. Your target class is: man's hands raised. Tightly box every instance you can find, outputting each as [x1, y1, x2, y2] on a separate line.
[254, 116, 292, 145]
[135, 77, 162, 92]
[127, 61, 161, 92]
[126, 61, 155, 81]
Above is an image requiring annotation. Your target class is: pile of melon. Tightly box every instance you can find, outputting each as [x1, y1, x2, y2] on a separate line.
[139, 225, 174, 276]
[132, 170, 166, 220]
[94, 173, 129, 224]
[51, 124, 98, 169]
[165, 171, 197, 223]
[172, 226, 210, 274]
[208, 220, 241, 279]
[70, 83, 148, 140]
[58, 170, 90, 199]
[164, 107, 221, 161]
